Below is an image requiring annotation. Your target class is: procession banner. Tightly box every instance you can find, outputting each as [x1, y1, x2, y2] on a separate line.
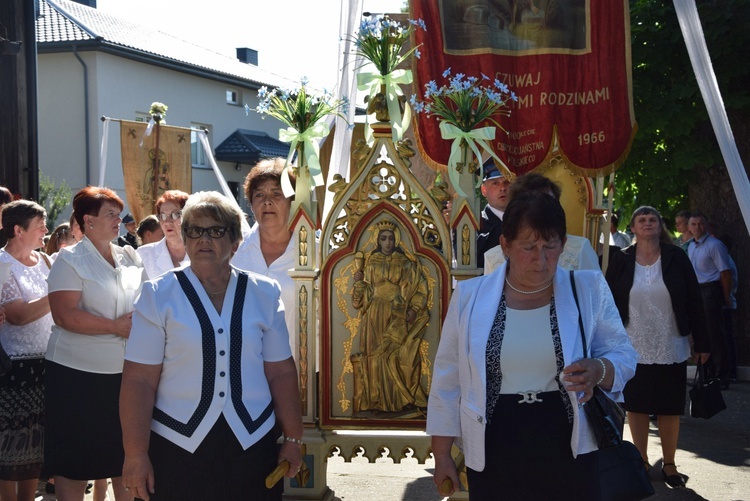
[409, 0, 636, 176]
[120, 120, 191, 222]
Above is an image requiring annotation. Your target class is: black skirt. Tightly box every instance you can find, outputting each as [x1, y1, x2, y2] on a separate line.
[623, 361, 687, 415]
[0, 357, 45, 481]
[43, 361, 125, 480]
[467, 391, 600, 501]
[143, 415, 281, 501]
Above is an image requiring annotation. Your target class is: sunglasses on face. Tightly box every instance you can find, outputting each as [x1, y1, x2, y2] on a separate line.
[159, 212, 182, 221]
[184, 226, 228, 239]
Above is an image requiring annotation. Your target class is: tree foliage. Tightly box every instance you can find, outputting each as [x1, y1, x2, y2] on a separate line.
[38, 174, 72, 231]
[616, 0, 750, 223]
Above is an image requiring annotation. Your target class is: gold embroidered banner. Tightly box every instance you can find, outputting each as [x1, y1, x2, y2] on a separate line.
[120, 120, 192, 222]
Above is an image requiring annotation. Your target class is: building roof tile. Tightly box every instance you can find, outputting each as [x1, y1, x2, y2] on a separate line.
[37, 0, 296, 90]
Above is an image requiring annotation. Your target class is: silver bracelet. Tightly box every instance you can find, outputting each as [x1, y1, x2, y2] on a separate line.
[284, 435, 304, 445]
[595, 358, 607, 386]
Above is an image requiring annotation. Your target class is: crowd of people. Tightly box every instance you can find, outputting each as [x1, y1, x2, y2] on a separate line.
[0, 155, 741, 500]
[0, 159, 304, 501]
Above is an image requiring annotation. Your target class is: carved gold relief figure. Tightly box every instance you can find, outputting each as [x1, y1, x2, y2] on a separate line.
[350, 219, 429, 416]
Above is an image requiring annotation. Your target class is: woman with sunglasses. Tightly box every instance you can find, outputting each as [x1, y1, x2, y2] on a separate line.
[121, 191, 303, 501]
[136, 190, 190, 280]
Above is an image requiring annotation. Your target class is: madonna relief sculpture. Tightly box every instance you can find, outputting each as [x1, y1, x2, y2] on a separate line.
[350, 219, 430, 418]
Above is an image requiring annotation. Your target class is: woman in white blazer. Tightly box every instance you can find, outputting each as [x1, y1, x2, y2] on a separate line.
[427, 193, 637, 500]
[136, 190, 190, 279]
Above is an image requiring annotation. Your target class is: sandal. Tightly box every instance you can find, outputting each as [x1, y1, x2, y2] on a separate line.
[662, 463, 686, 489]
[643, 460, 651, 473]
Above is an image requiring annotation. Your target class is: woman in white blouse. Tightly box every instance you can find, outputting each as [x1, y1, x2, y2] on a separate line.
[121, 191, 302, 501]
[606, 206, 710, 488]
[0, 200, 53, 501]
[136, 190, 189, 279]
[46, 187, 144, 501]
[232, 159, 297, 360]
[428, 193, 637, 500]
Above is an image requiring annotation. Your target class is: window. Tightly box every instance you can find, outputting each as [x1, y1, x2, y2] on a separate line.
[191, 123, 211, 169]
[226, 89, 241, 105]
[134, 112, 150, 122]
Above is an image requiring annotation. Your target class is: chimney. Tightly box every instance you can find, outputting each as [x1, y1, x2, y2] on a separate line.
[236, 48, 258, 66]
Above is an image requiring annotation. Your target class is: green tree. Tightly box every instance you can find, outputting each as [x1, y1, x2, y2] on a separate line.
[617, 0, 750, 224]
[38, 174, 72, 231]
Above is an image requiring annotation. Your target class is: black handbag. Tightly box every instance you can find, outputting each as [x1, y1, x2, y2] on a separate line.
[570, 271, 625, 448]
[689, 361, 727, 419]
[570, 271, 654, 500]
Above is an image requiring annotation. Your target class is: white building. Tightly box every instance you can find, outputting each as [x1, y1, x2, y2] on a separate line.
[36, 0, 295, 218]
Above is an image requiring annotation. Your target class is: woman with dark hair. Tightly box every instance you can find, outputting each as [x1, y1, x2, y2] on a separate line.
[606, 206, 710, 488]
[0, 200, 52, 501]
[232, 158, 298, 359]
[136, 215, 163, 246]
[428, 193, 637, 500]
[0, 185, 15, 248]
[121, 191, 302, 501]
[136, 190, 190, 279]
[45, 186, 144, 500]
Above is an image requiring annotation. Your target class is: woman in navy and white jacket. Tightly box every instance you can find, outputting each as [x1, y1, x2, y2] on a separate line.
[427, 193, 637, 500]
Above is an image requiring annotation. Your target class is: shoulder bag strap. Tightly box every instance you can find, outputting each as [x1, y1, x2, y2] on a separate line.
[37, 251, 52, 270]
[569, 269, 588, 358]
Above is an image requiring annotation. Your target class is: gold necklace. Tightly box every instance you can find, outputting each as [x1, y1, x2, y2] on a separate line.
[505, 277, 553, 295]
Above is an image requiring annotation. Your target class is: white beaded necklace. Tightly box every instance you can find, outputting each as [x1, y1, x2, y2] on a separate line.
[505, 277, 553, 295]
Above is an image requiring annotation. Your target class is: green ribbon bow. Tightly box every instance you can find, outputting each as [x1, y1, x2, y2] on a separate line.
[439, 122, 505, 197]
[357, 68, 413, 143]
[278, 122, 330, 197]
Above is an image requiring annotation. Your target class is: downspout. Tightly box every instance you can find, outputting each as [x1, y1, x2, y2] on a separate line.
[72, 44, 91, 185]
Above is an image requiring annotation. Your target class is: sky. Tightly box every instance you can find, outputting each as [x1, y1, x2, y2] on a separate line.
[96, 0, 408, 91]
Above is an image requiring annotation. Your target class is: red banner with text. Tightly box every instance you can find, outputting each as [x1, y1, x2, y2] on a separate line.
[409, 0, 636, 176]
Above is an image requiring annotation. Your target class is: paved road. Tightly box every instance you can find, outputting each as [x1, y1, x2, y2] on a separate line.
[326, 381, 750, 501]
[36, 382, 749, 500]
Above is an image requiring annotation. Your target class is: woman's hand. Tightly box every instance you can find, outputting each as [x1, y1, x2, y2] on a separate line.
[122, 452, 155, 501]
[278, 441, 303, 478]
[562, 358, 611, 403]
[432, 451, 459, 496]
[112, 312, 133, 338]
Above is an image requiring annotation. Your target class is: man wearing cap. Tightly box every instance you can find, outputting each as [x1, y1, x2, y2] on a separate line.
[476, 159, 510, 268]
[117, 213, 139, 249]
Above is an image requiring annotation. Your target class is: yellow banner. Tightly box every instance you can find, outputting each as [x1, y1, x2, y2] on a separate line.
[120, 120, 191, 223]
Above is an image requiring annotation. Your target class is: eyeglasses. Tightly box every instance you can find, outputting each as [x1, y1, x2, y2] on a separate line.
[184, 226, 228, 239]
[159, 212, 182, 222]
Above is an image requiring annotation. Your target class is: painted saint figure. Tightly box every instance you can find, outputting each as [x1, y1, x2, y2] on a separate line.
[351, 219, 430, 415]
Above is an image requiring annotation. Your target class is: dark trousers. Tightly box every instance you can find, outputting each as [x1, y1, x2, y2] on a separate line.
[723, 307, 738, 380]
[700, 282, 730, 383]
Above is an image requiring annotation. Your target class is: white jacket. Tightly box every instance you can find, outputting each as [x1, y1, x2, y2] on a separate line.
[426, 264, 637, 471]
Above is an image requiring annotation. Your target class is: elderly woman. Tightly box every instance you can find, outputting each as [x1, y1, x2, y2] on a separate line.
[606, 206, 710, 488]
[137, 190, 190, 279]
[0, 201, 53, 501]
[46, 187, 144, 501]
[231, 158, 297, 359]
[136, 215, 164, 246]
[121, 191, 303, 501]
[427, 193, 637, 500]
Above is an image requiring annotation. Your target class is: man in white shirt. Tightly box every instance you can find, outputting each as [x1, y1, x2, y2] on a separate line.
[610, 213, 631, 249]
[476, 160, 510, 268]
